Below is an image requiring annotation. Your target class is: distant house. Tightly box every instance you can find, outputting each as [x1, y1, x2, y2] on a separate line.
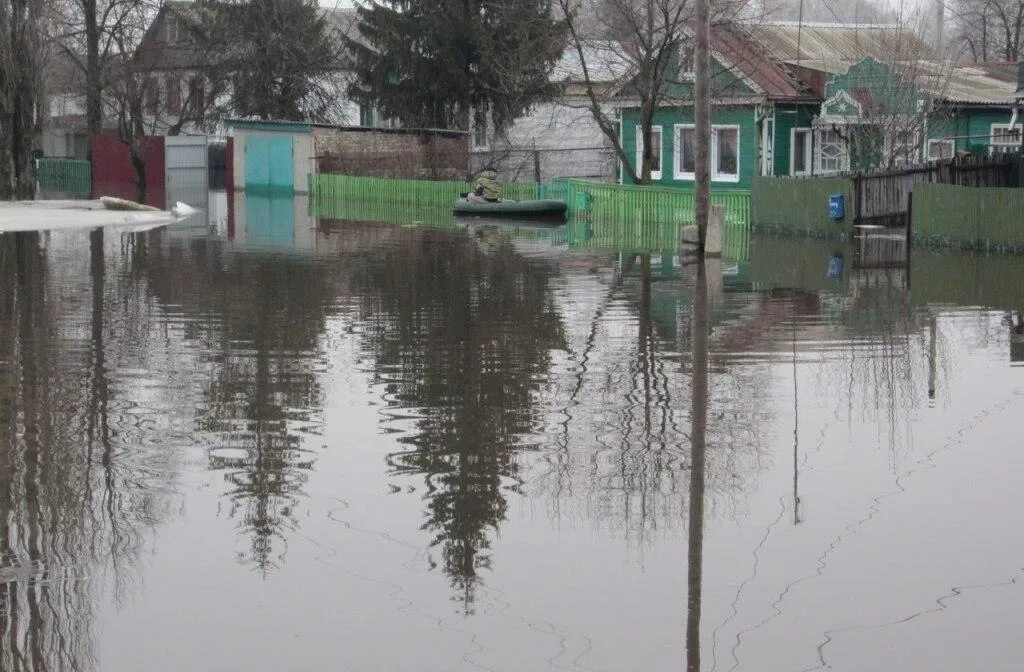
[617, 22, 1021, 187]
[470, 41, 631, 183]
[131, 1, 369, 136]
[42, 52, 90, 159]
[618, 22, 820, 189]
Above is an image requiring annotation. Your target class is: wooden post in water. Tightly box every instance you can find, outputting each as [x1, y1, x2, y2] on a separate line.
[686, 259, 709, 672]
[692, 0, 712, 254]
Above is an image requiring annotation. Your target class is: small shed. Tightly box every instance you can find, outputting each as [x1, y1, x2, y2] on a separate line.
[226, 119, 315, 194]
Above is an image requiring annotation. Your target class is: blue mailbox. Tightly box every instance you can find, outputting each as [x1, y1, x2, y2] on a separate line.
[828, 193, 845, 220]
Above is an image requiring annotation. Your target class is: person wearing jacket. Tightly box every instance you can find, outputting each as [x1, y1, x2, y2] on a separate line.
[469, 168, 502, 203]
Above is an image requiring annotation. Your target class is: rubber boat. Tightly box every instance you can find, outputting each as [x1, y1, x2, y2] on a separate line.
[452, 198, 567, 220]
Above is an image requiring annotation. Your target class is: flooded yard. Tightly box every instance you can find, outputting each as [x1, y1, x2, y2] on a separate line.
[1, 196, 1023, 671]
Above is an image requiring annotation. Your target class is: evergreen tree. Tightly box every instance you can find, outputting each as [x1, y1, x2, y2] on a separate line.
[202, 0, 338, 121]
[347, 0, 566, 130]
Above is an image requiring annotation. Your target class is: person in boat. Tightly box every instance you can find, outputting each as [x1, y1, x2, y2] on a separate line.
[468, 167, 502, 203]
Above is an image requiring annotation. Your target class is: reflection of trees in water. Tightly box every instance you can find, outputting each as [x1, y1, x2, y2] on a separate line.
[0, 231, 176, 671]
[140, 238, 332, 572]
[532, 255, 773, 539]
[351, 228, 564, 609]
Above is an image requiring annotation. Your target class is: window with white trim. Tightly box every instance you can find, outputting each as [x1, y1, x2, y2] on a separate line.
[816, 129, 848, 174]
[990, 123, 1022, 154]
[636, 125, 663, 180]
[165, 16, 180, 44]
[761, 117, 775, 176]
[791, 128, 812, 176]
[673, 124, 740, 181]
[926, 139, 954, 161]
[472, 117, 489, 151]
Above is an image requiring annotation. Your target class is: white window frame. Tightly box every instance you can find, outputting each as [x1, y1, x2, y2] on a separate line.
[636, 125, 663, 181]
[674, 124, 696, 180]
[471, 116, 490, 151]
[672, 124, 741, 182]
[989, 123, 1022, 155]
[761, 116, 775, 176]
[165, 15, 180, 44]
[712, 125, 741, 182]
[790, 128, 813, 176]
[926, 138, 955, 161]
[816, 128, 848, 175]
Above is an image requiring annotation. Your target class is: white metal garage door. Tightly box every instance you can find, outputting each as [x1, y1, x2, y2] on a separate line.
[165, 135, 209, 208]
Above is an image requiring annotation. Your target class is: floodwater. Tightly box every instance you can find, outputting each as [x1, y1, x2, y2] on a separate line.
[2, 192, 1023, 671]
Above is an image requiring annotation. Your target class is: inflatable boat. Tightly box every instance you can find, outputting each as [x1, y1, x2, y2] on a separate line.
[452, 198, 567, 220]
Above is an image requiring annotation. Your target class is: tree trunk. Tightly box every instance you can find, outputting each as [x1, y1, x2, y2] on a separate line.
[693, 0, 712, 254]
[84, 0, 103, 140]
[129, 143, 147, 205]
[0, 0, 44, 200]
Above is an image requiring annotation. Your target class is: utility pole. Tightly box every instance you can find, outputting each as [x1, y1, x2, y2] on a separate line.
[693, 0, 712, 254]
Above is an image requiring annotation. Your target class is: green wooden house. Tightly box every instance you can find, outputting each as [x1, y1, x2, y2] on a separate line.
[814, 57, 1020, 171]
[617, 22, 1021, 187]
[618, 23, 819, 190]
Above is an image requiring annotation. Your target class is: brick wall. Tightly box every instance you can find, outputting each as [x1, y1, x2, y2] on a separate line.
[314, 128, 468, 180]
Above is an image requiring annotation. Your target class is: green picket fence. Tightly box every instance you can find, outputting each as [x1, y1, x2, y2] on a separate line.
[309, 173, 540, 209]
[36, 158, 91, 196]
[562, 179, 751, 229]
[308, 173, 752, 259]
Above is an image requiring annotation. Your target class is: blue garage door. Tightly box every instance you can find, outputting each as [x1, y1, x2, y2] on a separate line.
[244, 135, 294, 193]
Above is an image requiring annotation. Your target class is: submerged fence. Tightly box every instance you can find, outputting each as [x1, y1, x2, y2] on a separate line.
[911, 183, 1024, 251]
[562, 179, 750, 229]
[35, 158, 91, 196]
[309, 173, 751, 258]
[310, 173, 539, 209]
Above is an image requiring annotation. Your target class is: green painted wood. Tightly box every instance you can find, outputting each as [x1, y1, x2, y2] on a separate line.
[750, 176, 854, 236]
[620, 105, 759, 189]
[245, 136, 271, 189]
[269, 137, 294, 192]
[911, 183, 1024, 251]
[35, 158, 91, 196]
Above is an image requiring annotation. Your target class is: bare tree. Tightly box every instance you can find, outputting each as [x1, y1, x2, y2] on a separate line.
[0, 0, 48, 199]
[556, 0, 694, 184]
[952, 0, 1024, 61]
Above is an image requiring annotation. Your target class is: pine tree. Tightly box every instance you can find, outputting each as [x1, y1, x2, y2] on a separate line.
[203, 0, 337, 121]
[346, 0, 566, 130]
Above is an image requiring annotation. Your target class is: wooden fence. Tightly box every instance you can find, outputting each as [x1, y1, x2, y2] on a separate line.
[561, 179, 751, 229]
[910, 182, 1024, 251]
[35, 158, 92, 197]
[853, 154, 1020, 227]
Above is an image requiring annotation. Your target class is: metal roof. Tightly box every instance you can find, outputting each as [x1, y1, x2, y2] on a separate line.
[930, 62, 1017, 105]
[747, 22, 935, 67]
[709, 23, 814, 101]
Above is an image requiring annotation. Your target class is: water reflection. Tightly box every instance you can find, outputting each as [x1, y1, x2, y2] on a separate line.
[0, 230, 176, 671]
[350, 227, 565, 609]
[137, 231, 332, 571]
[1, 194, 1023, 670]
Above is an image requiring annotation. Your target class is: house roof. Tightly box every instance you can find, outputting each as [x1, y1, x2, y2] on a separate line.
[145, 2, 357, 69]
[709, 23, 814, 101]
[552, 41, 633, 83]
[747, 22, 935, 68]
[940, 62, 1018, 105]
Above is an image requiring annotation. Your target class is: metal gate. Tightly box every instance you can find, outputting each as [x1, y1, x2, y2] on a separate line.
[244, 135, 295, 193]
[165, 135, 209, 207]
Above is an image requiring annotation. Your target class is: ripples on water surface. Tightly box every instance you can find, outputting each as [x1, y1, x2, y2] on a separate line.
[1, 198, 1023, 671]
